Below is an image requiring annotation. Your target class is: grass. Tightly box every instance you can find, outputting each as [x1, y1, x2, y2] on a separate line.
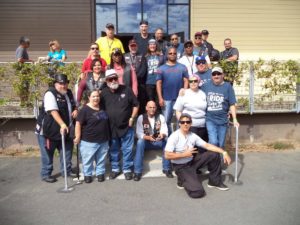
[267, 142, 295, 150]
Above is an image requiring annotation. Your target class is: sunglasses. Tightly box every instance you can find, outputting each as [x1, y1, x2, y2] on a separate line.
[196, 61, 206, 65]
[212, 72, 222, 76]
[168, 52, 177, 55]
[195, 37, 202, 40]
[171, 38, 178, 41]
[50, 43, 55, 46]
[91, 47, 99, 50]
[107, 77, 118, 82]
[189, 80, 198, 84]
[185, 45, 193, 48]
[179, 120, 192, 125]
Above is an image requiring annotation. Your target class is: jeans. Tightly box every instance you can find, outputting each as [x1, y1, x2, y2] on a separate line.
[44, 136, 73, 176]
[134, 138, 171, 173]
[37, 134, 52, 179]
[162, 100, 175, 135]
[206, 120, 228, 149]
[80, 140, 109, 176]
[110, 128, 134, 173]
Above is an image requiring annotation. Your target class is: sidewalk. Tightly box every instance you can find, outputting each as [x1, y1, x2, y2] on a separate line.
[0, 150, 300, 225]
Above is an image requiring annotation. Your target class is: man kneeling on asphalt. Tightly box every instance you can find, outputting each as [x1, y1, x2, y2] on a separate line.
[133, 100, 173, 181]
[165, 113, 231, 198]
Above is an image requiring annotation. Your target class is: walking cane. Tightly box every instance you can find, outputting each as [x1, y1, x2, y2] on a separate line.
[57, 133, 75, 193]
[232, 126, 242, 185]
[73, 144, 83, 184]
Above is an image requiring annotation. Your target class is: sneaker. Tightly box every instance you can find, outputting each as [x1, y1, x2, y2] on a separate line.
[109, 171, 121, 180]
[84, 176, 93, 184]
[42, 176, 57, 183]
[204, 170, 210, 175]
[163, 170, 174, 178]
[133, 173, 142, 181]
[97, 174, 105, 182]
[207, 181, 229, 191]
[176, 182, 184, 190]
[124, 172, 133, 180]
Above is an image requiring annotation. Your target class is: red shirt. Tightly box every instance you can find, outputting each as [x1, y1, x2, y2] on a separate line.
[81, 57, 107, 73]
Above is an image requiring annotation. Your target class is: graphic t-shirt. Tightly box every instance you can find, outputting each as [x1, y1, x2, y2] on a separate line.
[146, 55, 164, 85]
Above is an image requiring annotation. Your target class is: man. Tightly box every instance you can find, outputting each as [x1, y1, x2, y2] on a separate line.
[38, 74, 78, 182]
[201, 29, 214, 60]
[16, 36, 33, 63]
[101, 69, 139, 180]
[193, 32, 211, 67]
[178, 40, 198, 76]
[96, 23, 125, 64]
[169, 33, 184, 60]
[194, 55, 212, 86]
[220, 38, 239, 62]
[134, 101, 173, 181]
[154, 28, 169, 55]
[165, 113, 232, 198]
[124, 39, 148, 114]
[201, 67, 239, 151]
[157, 47, 189, 134]
[134, 20, 152, 56]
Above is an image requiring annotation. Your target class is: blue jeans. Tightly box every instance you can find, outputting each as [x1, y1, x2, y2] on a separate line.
[43, 136, 73, 176]
[80, 140, 109, 176]
[110, 128, 134, 173]
[162, 100, 175, 135]
[206, 120, 228, 149]
[37, 134, 52, 179]
[134, 138, 171, 173]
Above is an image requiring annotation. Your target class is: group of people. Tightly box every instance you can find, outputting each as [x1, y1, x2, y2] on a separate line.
[18, 20, 240, 199]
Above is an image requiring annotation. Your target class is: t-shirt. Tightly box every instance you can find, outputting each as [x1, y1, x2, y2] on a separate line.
[101, 85, 139, 138]
[201, 81, 237, 125]
[96, 36, 125, 64]
[81, 57, 107, 73]
[178, 55, 197, 76]
[173, 89, 207, 128]
[76, 105, 110, 143]
[221, 47, 239, 60]
[146, 54, 164, 85]
[165, 129, 206, 164]
[16, 46, 29, 61]
[156, 63, 189, 101]
[133, 34, 152, 56]
[195, 69, 212, 87]
[47, 49, 67, 61]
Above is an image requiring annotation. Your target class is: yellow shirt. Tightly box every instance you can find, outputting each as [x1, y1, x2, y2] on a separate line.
[96, 36, 125, 64]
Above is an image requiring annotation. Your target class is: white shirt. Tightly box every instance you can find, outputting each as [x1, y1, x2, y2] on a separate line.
[165, 129, 206, 164]
[178, 55, 198, 76]
[136, 114, 168, 139]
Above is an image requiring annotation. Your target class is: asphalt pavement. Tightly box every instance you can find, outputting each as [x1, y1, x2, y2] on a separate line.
[0, 150, 300, 225]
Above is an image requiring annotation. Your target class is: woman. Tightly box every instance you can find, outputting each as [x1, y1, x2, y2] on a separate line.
[109, 48, 138, 96]
[76, 58, 106, 105]
[173, 74, 208, 142]
[145, 39, 165, 103]
[74, 90, 110, 183]
[47, 40, 67, 65]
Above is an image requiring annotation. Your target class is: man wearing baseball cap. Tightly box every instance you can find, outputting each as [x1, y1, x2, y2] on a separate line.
[201, 67, 239, 169]
[193, 32, 211, 68]
[201, 29, 214, 59]
[96, 23, 125, 64]
[194, 55, 212, 86]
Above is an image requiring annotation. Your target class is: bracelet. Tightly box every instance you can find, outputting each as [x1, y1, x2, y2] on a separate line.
[60, 123, 67, 128]
[222, 151, 228, 156]
[233, 118, 238, 123]
[129, 117, 134, 121]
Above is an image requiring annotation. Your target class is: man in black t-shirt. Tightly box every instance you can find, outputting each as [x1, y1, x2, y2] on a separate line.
[101, 69, 139, 180]
[134, 20, 152, 56]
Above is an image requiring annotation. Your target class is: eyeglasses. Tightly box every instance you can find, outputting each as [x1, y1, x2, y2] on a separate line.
[196, 61, 206, 65]
[212, 72, 222, 76]
[185, 45, 193, 49]
[171, 38, 178, 41]
[50, 43, 55, 47]
[189, 80, 198, 84]
[179, 120, 191, 125]
[195, 37, 202, 40]
[168, 52, 177, 55]
[91, 47, 99, 50]
[107, 77, 118, 82]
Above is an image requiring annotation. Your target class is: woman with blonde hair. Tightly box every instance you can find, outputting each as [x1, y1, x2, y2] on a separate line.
[47, 40, 67, 65]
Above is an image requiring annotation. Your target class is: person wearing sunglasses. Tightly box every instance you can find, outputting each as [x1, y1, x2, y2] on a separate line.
[173, 74, 208, 144]
[178, 40, 198, 76]
[201, 67, 239, 169]
[157, 47, 189, 134]
[169, 33, 184, 60]
[194, 55, 212, 86]
[165, 113, 231, 198]
[81, 43, 107, 74]
[193, 32, 211, 68]
[47, 40, 67, 66]
[100, 69, 139, 181]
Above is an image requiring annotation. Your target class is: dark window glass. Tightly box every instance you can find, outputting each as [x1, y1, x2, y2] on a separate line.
[143, 0, 167, 33]
[168, 5, 189, 40]
[96, 5, 117, 38]
[168, 0, 188, 3]
[96, 0, 116, 3]
[117, 0, 141, 33]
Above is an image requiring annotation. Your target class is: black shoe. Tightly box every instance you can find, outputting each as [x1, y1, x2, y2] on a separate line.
[84, 176, 93, 183]
[163, 170, 174, 178]
[133, 173, 142, 181]
[109, 171, 121, 180]
[97, 174, 105, 182]
[196, 169, 202, 175]
[124, 172, 133, 180]
[207, 181, 229, 191]
[42, 176, 57, 183]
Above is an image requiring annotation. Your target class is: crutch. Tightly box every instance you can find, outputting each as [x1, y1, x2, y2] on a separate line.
[57, 133, 75, 193]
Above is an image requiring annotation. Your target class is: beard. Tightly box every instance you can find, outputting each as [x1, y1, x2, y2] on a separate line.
[107, 82, 119, 90]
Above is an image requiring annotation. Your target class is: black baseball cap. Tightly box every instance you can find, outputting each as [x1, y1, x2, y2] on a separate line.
[202, 30, 209, 35]
[106, 23, 115, 29]
[140, 20, 148, 25]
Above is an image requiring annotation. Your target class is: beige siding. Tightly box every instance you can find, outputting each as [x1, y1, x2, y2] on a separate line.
[191, 0, 300, 60]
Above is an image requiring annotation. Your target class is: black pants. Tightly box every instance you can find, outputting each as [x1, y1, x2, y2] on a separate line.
[137, 84, 147, 115]
[145, 84, 161, 113]
[172, 151, 221, 198]
[190, 126, 208, 153]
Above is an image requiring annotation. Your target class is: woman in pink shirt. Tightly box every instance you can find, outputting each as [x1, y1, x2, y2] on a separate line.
[109, 48, 138, 96]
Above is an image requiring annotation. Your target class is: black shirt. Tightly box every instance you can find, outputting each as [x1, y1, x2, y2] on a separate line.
[133, 34, 152, 56]
[101, 85, 139, 138]
[76, 105, 110, 143]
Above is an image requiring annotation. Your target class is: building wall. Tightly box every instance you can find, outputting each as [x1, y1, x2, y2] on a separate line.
[0, 0, 94, 52]
[191, 0, 300, 60]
